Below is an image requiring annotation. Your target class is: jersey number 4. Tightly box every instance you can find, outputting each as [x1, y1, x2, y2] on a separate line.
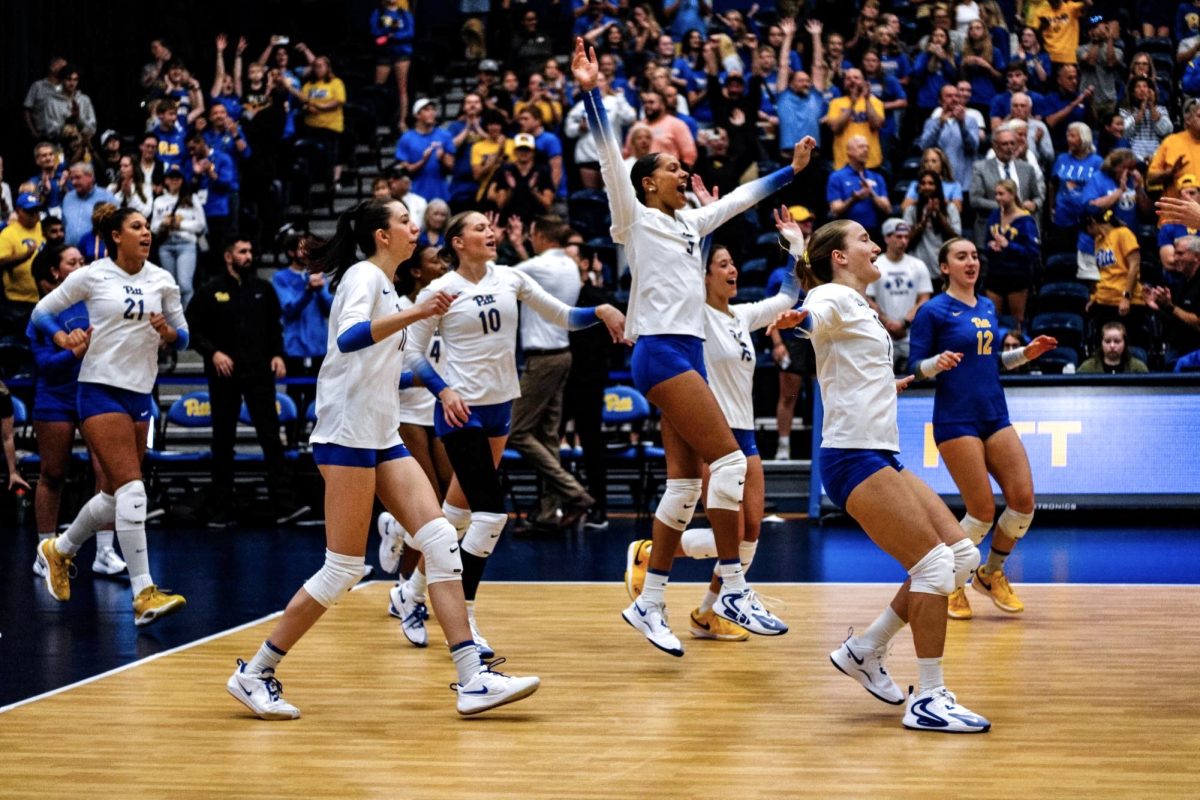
[976, 330, 993, 356]
[478, 308, 502, 335]
[123, 299, 145, 321]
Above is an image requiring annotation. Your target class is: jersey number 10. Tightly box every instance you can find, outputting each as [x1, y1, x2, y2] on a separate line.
[478, 308, 502, 335]
[976, 330, 993, 355]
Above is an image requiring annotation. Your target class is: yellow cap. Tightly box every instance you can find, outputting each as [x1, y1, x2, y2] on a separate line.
[788, 205, 814, 223]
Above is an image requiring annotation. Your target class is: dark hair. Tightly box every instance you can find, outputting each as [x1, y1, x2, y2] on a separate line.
[395, 245, 439, 297]
[438, 210, 486, 269]
[1083, 207, 1124, 229]
[31, 244, 75, 294]
[56, 63, 79, 82]
[95, 206, 144, 254]
[224, 235, 252, 254]
[304, 198, 401, 288]
[186, 130, 206, 145]
[283, 233, 305, 257]
[913, 168, 948, 217]
[141, 132, 159, 145]
[705, 244, 731, 273]
[531, 214, 569, 245]
[795, 220, 858, 290]
[630, 153, 661, 204]
[937, 236, 975, 269]
[481, 108, 506, 128]
[157, 99, 179, 114]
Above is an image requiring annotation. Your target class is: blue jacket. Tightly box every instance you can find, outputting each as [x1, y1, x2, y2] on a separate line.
[191, 147, 238, 219]
[273, 267, 333, 359]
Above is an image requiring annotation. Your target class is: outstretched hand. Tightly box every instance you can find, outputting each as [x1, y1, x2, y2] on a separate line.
[1156, 196, 1200, 229]
[571, 38, 599, 91]
[895, 375, 915, 394]
[691, 174, 720, 206]
[772, 204, 805, 253]
[1024, 335, 1057, 360]
[791, 136, 817, 174]
[767, 308, 809, 336]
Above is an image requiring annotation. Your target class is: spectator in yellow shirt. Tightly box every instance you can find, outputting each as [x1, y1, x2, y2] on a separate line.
[1084, 208, 1146, 342]
[0, 192, 45, 335]
[1030, 0, 1091, 66]
[290, 56, 347, 183]
[822, 68, 885, 169]
[1148, 98, 1200, 201]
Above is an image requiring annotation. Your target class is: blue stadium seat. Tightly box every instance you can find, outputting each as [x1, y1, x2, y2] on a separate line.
[1035, 346, 1079, 374]
[602, 386, 661, 516]
[1043, 253, 1078, 283]
[1036, 281, 1090, 316]
[568, 190, 611, 240]
[1128, 345, 1149, 365]
[145, 390, 213, 464]
[739, 258, 770, 280]
[10, 395, 27, 426]
[1030, 312, 1085, 353]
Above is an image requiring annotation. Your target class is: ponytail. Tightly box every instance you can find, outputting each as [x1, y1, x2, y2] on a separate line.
[303, 197, 398, 290]
[796, 220, 855, 291]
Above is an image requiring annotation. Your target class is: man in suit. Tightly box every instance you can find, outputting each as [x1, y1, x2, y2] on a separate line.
[968, 126, 1045, 250]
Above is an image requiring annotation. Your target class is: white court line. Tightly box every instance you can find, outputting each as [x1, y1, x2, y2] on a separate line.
[4, 579, 1197, 714]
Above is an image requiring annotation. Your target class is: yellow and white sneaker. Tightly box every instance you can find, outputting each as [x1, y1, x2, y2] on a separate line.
[972, 568, 1024, 613]
[623, 539, 652, 600]
[689, 607, 749, 641]
[947, 587, 973, 620]
[133, 585, 187, 627]
[36, 538, 74, 601]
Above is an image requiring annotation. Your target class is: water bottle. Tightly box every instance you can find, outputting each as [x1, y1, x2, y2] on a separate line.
[780, 354, 792, 370]
[1062, 362, 1076, 374]
[14, 486, 29, 527]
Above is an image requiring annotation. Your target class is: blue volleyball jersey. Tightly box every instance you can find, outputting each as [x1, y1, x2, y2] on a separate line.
[27, 301, 89, 412]
[908, 293, 1008, 424]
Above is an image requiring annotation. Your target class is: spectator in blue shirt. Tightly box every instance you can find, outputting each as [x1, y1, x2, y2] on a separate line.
[862, 49, 906, 153]
[153, 99, 189, 171]
[1047, 121, 1103, 254]
[1037, 64, 1094, 153]
[989, 62, 1044, 132]
[827, 135, 892, 236]
[961, 20, 1005, 112]
[61, 163, 118, 244]
[918, 85, 981, 199]
[911, 28, 959, 115]
[574, 0, 619, 37]
[370, 0, 415, 123]
[272, 232, 331, 445]
[394, 98, 455, 202]
[186, 131, 238, 272]
[28, 142, 68, 213]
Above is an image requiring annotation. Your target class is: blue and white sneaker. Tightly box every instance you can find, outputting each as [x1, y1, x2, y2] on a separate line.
[388, 582, 429, 647]
[622, 598, 684, 657]
[829, 630, 904, 705]
[714, 587, 789, 636]
[453, 658, 540, 715]
[377, 512, 405, 574]
[902, 685, 991, 733]
[226, 659, 301, 721]
[468, 610, 495, 659]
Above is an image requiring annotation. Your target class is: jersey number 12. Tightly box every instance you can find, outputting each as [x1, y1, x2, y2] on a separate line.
[976, 330, 993, 355]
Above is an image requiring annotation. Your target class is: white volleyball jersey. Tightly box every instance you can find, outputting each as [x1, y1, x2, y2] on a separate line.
[800, 283, 899, 451]
[703, 293, 796, 430]
[405, 264, 576, 405]
[584, 89, 793, 341]
[396, 294, 442, 427]
[311, 261, 407, 449]
[514, 248, 581, 351]
[30, 258, 186, 394]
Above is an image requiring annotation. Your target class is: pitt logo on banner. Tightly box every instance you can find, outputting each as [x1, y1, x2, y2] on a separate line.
[924, 421, 1082, 468]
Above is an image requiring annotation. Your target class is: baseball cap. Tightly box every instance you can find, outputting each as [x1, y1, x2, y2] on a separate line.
[15, 192, 42, 211]
[479, 59, 500, 73]
[882, 218, 911, 236]
[412, 98, 437, 115]
[787, 205, 813, 223]
[164, 163, 184, 177]
[1178, 173, 1199, 190]
[100, 129, 120, 147]
[513, 133, 536, 150]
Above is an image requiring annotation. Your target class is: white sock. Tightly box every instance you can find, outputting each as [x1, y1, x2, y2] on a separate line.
[698, 588, 719, 614]
[716, 560, 747, 592]
[738, 540, 758, 572]
[409, 567, 427, 601]
[247, 640, 287, 676]
[96, 530, 115, 551]
[58, 492, 115, 556]
[917, 656, 944, 692]
[38, 531, 55, 542]
[639, 570, 669, 605]
[450, 640, 484, 684]
[680, 528, 717, 559]
[857, 606, 906, 650]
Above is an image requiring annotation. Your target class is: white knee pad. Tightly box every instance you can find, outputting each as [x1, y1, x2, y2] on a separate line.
[739, 539, 758, 572]
[402, 527, 418, 549]
[412, 518, 463, 583]
[996, 507, 1034, 540]
[950, 538, 981, 589]
[460, 511, 508, 558]
[303, 549, 365, 608]
[706, 450, 747, 512]
[959, 513, 993, 546]
[442, 502, 472, 536]
[680, 528, 717, 559]
[654, 478, 703, 531]
[908, 543, 956, 596]
[114, 481, 147, 531]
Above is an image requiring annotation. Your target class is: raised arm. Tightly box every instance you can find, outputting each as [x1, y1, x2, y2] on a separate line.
[682, 137, 815, 236]
[211, 35, 228, 99]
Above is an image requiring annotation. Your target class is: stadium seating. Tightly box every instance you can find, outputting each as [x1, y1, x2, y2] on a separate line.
[1031, 312, 1085, 353]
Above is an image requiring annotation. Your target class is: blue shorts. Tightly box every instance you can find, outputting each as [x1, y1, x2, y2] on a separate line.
[32, 386, 78, 423]
[820, 447, 904, 511]
[77, 382, 154, 423]
[631, 334, 706, 395]
[434, 400, 513, 439]
[312, 442, 411, 468]
[932, 416, 1012, 446]
[732, 428, 759, 458]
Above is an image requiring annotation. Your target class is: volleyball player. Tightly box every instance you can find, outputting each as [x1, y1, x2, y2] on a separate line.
[625, 207, 805, 642]
[31, 207, 188, 626]
[573, 38, 805, 655]
[772, 220, 990, 732]
[909, 238, 1056, 618]
[227, 199, 540, 719]
[27, 243, 126, 578]
[401, 209, 625, 658]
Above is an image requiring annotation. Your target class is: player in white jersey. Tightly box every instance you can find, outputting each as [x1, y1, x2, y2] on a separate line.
[625, 208, 805, 641]
[771, 220, 990, 733]
[226, 199, 540, 720]
[30, 207, 189, 626]
[402, 210, 625, 658]
[573, 39, 810, 654]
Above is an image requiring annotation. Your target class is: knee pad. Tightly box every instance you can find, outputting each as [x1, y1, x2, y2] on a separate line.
[654, 478, 703, 532]
[460, 511, 508, 558]
[680, 528, 717, 559]
[93, 492, 117, 528]
[114, 481, 147, 531]
[959, 513, 992, 546]
[412, 518, 463, 584]
[706, 450, 747, 512]
[996, 507, 1034, 541]
[908, 543, 955, 596]
[303, 549, 365, 608]
[739, 539, 758, 572]
[949, 538, 981, 589]
[442, 502, 472, 536]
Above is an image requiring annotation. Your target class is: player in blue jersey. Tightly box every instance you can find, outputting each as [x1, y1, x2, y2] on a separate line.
[908, 238, 1056, 620]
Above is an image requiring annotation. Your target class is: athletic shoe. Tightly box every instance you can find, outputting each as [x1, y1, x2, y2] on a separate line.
[902, 685, 991, 733]
[829, 630, 905, 705]
[689, 607, 749, 641]
[453, 658, 540, 715]
[92, 545, 128, 576]
[947, 586, 973, 620]
[558, 492, 595, 530]
[36, 538, 74, 601]
[388, 582, 429, 647]
[621, 598, 684, 657]
[226, 659, 301, 720]
[377, 511, 405, 574]
[32, 554, 47, 579]
[714, 586, 789, 636]
[469, 612, 495, 659]
[623, 539, 652, 600]
[583, 507, 609, 531]
[132, 585, 187, 627]
[972, 567, 1024, 613]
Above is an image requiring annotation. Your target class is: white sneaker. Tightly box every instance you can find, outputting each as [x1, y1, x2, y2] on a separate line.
[902, 685, 991, 733]
[468, 612, 495, 659]
[829, 631, 904, 705]
[714, 587, 789, 636]
[92, 545, 128, 576]
[775, 443, 790, 461]
[622, 599, 684, 657]
[454, 659, 540, 715]
[388, 582, 429, 647]
[226, 660, 301, 720]
[32, 554, 47, 578]
[377, 512, 405, 574]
